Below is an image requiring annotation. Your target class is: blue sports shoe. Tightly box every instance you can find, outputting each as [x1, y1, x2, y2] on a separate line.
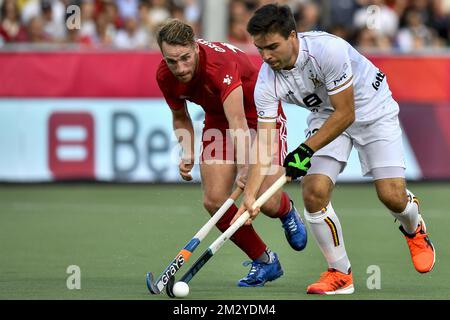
[281, 201, 307, 251]
[237, 252, 284, 287]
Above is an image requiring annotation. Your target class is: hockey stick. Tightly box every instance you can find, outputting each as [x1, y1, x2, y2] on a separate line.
[166, 175, 288, 297]
[146, 187, 243, 294]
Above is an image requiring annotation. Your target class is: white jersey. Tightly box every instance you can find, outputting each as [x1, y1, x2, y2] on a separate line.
[255, 32, 397, 123]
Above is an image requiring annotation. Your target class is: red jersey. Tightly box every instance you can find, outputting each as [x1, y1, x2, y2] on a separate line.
[156, 40, 258, 130]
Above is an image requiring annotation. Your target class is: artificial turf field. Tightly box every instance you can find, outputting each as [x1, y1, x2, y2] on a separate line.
[0, 182, 449, 300]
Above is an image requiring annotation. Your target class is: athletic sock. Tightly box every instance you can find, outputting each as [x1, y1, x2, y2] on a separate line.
[275, 192, 291, 219]
[255, 248, 275, 264]
[216, 204, 266, 260]
[304, 202, 351, 274]
[390, 189, 420, 235]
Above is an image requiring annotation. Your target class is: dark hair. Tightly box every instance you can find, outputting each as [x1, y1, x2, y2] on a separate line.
[247, 4, 297, 39]
[157, 19, 196, 49]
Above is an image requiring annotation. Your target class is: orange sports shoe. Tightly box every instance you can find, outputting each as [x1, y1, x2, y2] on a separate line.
[306, 268, 354, 295]
[400, 216, 435, 273]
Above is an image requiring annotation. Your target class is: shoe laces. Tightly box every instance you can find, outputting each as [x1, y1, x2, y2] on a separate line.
[283, 215, 298, 233]
[242, 260, 263, 279]
[406, 225, 431, 252]
[315, 269, 348, 289]
[317, 269, 340, 283]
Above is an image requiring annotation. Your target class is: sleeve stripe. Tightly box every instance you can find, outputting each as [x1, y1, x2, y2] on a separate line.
[258, 116, 277, 123]
[328, 76, 353, 95]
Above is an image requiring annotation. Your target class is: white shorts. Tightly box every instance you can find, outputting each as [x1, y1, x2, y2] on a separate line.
[305, 107, 405, 179]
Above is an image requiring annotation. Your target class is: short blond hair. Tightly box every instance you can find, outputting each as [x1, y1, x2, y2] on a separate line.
[157, 19, 196, 49]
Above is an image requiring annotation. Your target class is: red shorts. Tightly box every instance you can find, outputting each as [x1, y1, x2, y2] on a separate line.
[200, 112, 287, 165]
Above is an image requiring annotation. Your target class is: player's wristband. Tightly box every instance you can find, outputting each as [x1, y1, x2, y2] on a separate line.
[298, 143, 314, 158]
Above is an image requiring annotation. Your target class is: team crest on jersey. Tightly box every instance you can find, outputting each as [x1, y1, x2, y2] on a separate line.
[308, 73, 323, 89]
[223, 75, 233, 85]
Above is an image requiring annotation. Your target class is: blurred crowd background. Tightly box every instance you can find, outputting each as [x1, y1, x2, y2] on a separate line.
[1, 0, 449, 52]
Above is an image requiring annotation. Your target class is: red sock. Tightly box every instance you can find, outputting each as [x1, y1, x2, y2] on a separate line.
[216, 204, 266, 260]
[275, 192, 291, 219]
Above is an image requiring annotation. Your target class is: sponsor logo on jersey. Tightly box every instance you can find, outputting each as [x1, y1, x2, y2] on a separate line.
[286, 90, 295, 99]
[333, 73, 348, 86]
[372, 70, 385, 91]
[258, 110, 265, 116]
[223, 75, 233, 85]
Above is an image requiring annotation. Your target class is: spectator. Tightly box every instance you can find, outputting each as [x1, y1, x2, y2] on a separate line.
[0, 0, 27, 42]
[17, 0, 33, 12]
[169, 4, 185, 21]
[230, 0, 251, 23]
[229, 17, 252, 44]
[182, 0, 200, 25]
[353, 0, 399, 39]
[327, 24, 352, 42]
[26, 15, 52, 43]
[0, 0, 448, 50]
[228, 0, 252, 44]
[428, 0, 450, 43]
[396, 7, 444, 51]
[147, 0, 170, 33]
[329, 0, 358, 30]
[113, 16, 148, 48]
[41, 0, 66, 41]
[116, 0, 139, 20]
[91, 10, 115, 47]
[79, 0, 97, 40]
[96, 0, 122, 29]
[21, 0, 40, 25]
[390, 0, 409, 18]
[295, 0, 321, 32]
[355, 26, 392, 51]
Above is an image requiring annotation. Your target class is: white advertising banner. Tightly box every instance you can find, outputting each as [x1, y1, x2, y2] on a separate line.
[0, 99, 421, 182]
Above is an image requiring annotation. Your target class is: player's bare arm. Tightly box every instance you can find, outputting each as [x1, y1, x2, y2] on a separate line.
[223, 85, 251, 189]
[304, 84, 355, 152]
[231, 120, 277, 225]
[171, 103, 195, 181]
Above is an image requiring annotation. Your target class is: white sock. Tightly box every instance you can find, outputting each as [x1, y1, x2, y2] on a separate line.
[304, 203, 351, 274]
[390, 189, 420, 235]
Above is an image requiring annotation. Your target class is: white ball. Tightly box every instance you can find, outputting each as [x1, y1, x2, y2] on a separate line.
[173, 281, 189, 298]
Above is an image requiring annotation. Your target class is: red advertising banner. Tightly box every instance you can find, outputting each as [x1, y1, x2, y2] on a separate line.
[0, 51, 162, 97]
[1, 51, 449, 101]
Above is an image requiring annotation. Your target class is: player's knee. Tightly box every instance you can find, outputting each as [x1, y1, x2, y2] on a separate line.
[203, 199, 218, 215]
[377, 187, 407, 213]
[260, 194, 281, 217]
[302, 184, 330, 213]
[203, 195, 226, 215]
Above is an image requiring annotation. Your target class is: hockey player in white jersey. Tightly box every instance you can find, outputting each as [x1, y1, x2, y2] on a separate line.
[232, 3, 435, 295]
